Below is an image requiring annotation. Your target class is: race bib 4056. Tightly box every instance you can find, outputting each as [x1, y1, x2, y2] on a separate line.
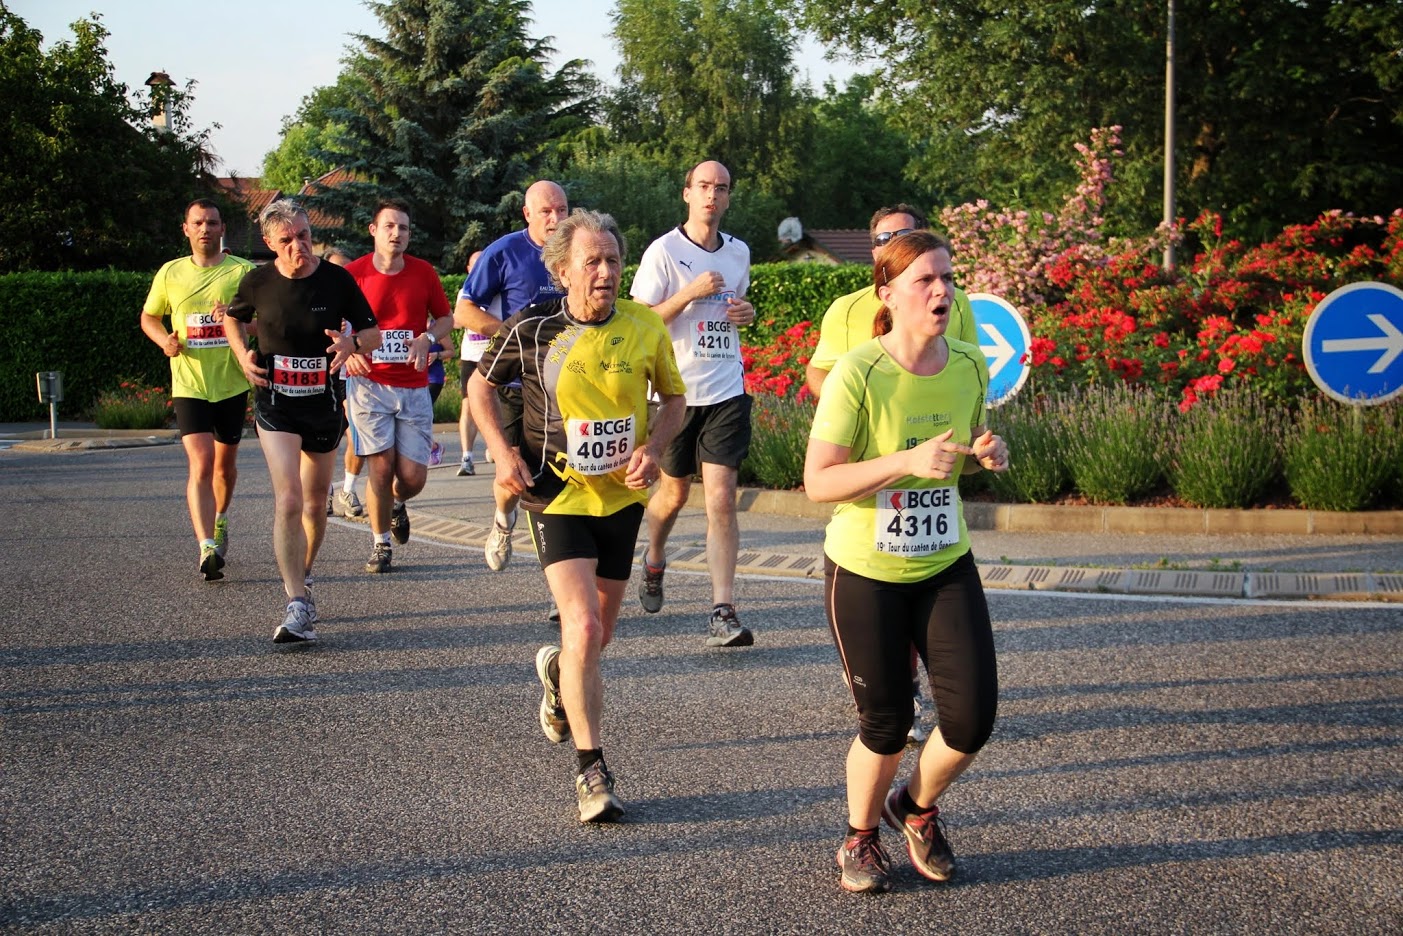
[566, 415, 635, 475]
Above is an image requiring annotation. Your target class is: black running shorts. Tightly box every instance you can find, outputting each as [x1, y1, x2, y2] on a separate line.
[660, 392, 753, 476]
[173, 392, 248, 445]
[254, 396, 345, 454]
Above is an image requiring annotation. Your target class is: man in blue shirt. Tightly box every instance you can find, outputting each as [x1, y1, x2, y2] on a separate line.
[453, 180, 568, 571]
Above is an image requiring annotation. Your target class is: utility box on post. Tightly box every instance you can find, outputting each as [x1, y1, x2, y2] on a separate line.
[35, 371, 63, 439]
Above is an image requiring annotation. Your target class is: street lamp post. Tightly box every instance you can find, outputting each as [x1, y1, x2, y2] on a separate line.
[1163, 0, 1177, 271]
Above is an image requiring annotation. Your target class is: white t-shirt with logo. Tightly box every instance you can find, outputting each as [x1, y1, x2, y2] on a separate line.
[630, 226, 750, 406]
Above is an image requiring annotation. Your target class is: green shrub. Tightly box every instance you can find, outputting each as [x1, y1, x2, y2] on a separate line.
[741, 392, 812, 490]
[1169, 387, 1284, 508]
[744, 263, 871, 346]
[433, 367, 463, 423]
[1062, 384, 1170, 504]
[1286, 398, 1400, 510]
[92, 378, 171, 430]
[0, 271, 164, 421]
[984, 393, 1071, 503]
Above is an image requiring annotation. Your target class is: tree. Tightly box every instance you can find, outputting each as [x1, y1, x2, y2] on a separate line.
[794, 0, 1403, 240]
[261, 71, 368, 192]
[787, 76, 923, 229]
[0, 6, 218, 271]
[305, 0, 597, 269]
[607, 0, 813, 209]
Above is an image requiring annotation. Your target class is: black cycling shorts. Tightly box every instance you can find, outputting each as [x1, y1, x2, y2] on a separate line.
[526, 503, 644, 581]
[824, 550, 998, 756]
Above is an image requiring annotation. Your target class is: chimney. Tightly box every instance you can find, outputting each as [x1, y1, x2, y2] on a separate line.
[145, 71, 175, 132]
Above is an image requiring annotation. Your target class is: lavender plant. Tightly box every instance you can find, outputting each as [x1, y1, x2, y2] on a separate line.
[1168, 386, 1284, 508]
[1061, 384, 1170, 504]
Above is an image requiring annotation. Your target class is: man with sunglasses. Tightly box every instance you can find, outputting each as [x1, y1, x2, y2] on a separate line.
[804, 205, 978, 399]
[804, 203, 979, 745]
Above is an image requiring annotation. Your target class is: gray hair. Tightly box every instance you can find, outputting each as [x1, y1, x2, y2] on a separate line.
[258, 199, 310, 238]
[541, 209, 626, 289]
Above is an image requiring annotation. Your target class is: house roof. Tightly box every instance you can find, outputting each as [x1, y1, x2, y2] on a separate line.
[297, 167, 364, 232]
[214, 176, 281, 261]
[803, 229, 872, 265]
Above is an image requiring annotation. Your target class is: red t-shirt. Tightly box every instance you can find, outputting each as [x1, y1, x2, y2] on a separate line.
[345, 253, 451, 388]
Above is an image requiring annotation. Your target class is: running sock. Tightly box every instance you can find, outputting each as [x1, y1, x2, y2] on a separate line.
[847, 824, 878, 837]
[494, 509, 514, 527]
[901, 788, 930, 815]
[342, 472, 360, 494]
[576, 748, 603, 773]
[645, 560, 665, 574]
[393, 499, 405, 510]
[200, 538, 216, 549]
[376, 532, 392, 546]
[215, 512, 227, 522]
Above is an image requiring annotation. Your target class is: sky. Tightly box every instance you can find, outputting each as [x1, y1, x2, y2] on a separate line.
[16, 0, 861, 179]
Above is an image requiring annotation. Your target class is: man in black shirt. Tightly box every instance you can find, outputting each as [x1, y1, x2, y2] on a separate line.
[226, 199, 380, 644]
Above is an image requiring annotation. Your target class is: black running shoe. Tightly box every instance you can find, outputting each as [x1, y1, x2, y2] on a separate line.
[200, 545, 224, 581]
[390, 503, 410, 544]
[365, 543, 392, 573]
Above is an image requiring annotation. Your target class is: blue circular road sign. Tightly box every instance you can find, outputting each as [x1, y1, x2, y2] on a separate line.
[968, 293, 1031, 407]
[1302, 281, 1403, 405]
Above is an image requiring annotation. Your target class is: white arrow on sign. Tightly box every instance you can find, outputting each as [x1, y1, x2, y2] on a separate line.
[1321, 313, 1403, 374]
[979, 322, 1015, 379]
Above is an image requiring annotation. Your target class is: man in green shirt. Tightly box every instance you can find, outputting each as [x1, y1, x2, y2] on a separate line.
[140, 199, 255, 581]
[804, 204, 979, 399]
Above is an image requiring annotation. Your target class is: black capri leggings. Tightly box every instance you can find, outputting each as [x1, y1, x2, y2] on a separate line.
[824, 550, 998, 756]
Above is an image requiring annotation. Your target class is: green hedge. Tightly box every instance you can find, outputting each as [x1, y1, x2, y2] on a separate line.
[0, 272, 164, 421]
[0, 264, 855, 421]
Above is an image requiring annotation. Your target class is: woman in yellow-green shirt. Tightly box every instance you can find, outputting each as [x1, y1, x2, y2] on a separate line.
[805, 231, 1010, 894]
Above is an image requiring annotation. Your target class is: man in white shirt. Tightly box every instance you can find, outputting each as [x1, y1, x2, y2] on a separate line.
[629, 160, 756, 648]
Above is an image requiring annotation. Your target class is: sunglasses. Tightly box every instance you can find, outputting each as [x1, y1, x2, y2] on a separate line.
[872, 228, 916, 248]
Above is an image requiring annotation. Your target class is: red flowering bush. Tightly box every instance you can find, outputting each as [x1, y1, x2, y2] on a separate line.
[743, 318, 818, 401]
[92, 377, 172, 430]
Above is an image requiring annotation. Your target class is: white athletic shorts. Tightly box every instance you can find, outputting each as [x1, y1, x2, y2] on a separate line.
[346, 376, 434, 464]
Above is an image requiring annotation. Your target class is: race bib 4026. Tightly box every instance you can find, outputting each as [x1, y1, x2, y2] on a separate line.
[184, 312, 229, 349]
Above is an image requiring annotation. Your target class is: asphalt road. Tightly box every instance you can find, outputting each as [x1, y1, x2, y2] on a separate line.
[2, 444, 1400, 934]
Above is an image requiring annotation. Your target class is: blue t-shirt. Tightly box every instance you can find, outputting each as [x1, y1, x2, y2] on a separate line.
[458, 229, 564, 319]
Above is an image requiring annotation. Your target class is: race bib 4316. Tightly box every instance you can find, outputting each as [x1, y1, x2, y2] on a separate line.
[874, 487, 960, 556]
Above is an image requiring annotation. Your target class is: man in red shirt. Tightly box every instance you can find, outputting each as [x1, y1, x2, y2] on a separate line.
[344, 200, 453, 573]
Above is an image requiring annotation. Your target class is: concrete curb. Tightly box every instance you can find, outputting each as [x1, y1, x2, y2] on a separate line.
[370, 506, 1403, 603]
[695, 486, 1403, 537]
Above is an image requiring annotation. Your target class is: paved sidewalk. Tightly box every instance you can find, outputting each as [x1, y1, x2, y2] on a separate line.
[6, 422, 1401, 600]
